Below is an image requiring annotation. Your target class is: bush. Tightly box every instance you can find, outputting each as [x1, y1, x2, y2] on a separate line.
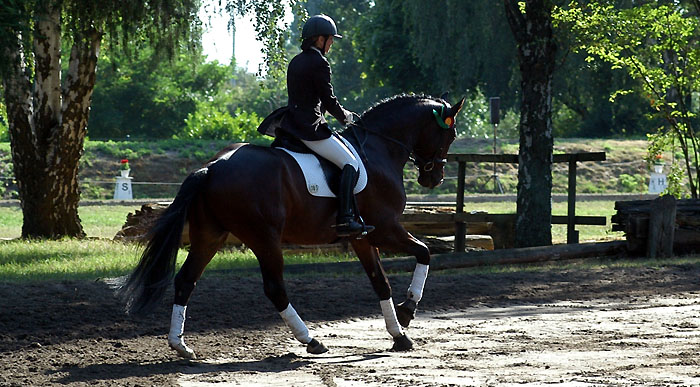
[618, 173, 645, 193]
[456, 87, 519, 140]
[180, 103, 264, 142]
[0, 103, 8, 142]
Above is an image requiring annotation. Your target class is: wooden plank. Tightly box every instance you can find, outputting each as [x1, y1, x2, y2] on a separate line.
[447, 153, 518, 163]
[447, 152, 606, 164]
[567, 158, 578, 244]
[455, 160, 467, 252]
[401, 212, 607, 226]
[553, 152, 606, 163]
[233, 241, 627, 275]
[646, 195, 676, 259]
[379, 241, 627, 273]
[552, 215, 607, 226]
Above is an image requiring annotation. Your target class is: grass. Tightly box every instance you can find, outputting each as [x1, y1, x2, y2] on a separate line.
[463, 200, 624, 243]
[0, 205, 138, 240]
[0, 238, 357, 282]
[0, 204, 358, 282]
[0, 200, 623, 282]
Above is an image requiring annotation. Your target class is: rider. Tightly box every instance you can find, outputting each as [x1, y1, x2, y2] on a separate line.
[280, 14, 373, 237]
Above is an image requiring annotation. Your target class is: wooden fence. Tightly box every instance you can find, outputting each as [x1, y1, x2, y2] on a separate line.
[414, 152, 607, 251]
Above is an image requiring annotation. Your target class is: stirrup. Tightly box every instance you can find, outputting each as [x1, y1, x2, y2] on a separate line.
[355, 215, 375, 239]
[334, 219, 364, 237]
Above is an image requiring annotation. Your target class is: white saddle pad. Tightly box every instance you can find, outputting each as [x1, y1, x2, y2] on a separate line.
[279, 137, 368, 198]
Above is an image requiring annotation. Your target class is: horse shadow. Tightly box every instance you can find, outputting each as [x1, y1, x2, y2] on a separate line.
[52, 351, 390, 384]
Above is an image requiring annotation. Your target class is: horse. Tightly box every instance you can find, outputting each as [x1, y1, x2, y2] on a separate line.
[117, 94, 465, 359]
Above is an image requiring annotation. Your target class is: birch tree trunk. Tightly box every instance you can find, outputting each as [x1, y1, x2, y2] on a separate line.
[2, 3, 101, 238]
[504, 0, 556, 247]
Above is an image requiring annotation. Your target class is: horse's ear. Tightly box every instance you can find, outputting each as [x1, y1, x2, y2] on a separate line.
[449, 97, 465, 117]
[439, 91, 449, 101]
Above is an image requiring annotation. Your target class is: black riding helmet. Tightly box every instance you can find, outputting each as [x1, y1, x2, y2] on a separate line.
[301, 14, 342, 39]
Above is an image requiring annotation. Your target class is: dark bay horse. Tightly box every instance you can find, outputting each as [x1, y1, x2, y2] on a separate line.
[118, 94, 464, 359]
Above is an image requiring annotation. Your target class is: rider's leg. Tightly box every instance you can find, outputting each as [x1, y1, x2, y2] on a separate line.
[301, 135, 359, 171]
[301, 136, 373, 236]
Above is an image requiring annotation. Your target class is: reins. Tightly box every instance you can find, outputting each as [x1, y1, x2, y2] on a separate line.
[347, 109, 448, 172]
[347, 113, 413, 164]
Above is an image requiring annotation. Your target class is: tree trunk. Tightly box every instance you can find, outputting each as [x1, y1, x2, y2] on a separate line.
[504, 0, 556, 247]
[2, 4, 101, 238]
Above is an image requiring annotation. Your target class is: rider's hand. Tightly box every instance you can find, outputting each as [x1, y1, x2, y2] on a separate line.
[344, 110, 355, 125]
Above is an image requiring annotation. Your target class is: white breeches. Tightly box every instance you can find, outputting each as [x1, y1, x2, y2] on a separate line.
[302, 135, 359, 171]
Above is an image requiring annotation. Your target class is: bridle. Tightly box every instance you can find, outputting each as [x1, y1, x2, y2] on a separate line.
[348, 103, 453, 172]
[417, 104, 455, 171]
[348, 106, 452, 172]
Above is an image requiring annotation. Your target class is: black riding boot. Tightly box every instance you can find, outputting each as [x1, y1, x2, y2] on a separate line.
[336, 165, 374, 237]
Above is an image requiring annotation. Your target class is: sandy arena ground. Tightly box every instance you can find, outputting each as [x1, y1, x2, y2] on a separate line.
[1, 259, 699, 386]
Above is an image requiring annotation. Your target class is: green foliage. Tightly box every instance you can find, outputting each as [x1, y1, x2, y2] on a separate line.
[181, 104, 263, 141]
[0, 99, 7, 141]
[0, 145, 14, 199]
[457, 88, 520, 139]
[618, 173, 645, 193]
[555, 2, 700, 196]
[89, 48, 233, 139]
[80, 182, 109, 200]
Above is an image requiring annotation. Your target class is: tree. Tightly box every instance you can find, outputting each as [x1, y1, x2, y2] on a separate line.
[0, 0, 200, 238]
[89, 48, 232, 139]
[555, 2, 700, 197]
[504, 0, 557, 247]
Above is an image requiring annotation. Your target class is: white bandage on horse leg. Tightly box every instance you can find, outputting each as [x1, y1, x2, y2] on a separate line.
[279, 303, 312, 344]
[407, 263, 429, 302]
[168, 304, 196, 359]
[169, 304, 187, 340]
[380, 298, 404, 338]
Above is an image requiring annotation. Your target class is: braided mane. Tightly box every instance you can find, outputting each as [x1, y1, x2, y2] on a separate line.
[361, 93, 446, 121]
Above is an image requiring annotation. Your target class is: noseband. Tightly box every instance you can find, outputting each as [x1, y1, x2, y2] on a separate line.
[412, 149, 447, 172]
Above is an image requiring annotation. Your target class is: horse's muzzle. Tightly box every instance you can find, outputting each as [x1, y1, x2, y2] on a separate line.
[418, 172, 444, 189]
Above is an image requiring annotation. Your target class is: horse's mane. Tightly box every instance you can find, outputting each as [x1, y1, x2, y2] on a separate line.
[360, 93, 446, 121]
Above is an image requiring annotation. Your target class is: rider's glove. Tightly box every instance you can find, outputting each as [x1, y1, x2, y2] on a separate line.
[344, 110, 354, 125]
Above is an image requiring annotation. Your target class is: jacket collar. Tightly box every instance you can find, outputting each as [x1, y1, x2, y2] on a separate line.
[310, 46, 324, 57]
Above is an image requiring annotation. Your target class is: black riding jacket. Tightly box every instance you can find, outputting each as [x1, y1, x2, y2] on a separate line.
[279, 47, 350, 141]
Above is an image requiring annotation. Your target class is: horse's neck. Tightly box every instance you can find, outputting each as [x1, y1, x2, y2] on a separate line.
[346, 106, 426, 179]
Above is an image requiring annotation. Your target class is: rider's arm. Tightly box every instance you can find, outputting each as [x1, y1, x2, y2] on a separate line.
[313, 58, 350, 126]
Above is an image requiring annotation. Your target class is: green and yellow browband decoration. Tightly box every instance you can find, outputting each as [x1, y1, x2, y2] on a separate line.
[432, 105, 454, 129]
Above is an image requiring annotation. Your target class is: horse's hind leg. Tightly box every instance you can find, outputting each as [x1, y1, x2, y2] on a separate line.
[351, 238, 413, 351]
[246, 237, 328, 354]
[168, 208, 227, 359]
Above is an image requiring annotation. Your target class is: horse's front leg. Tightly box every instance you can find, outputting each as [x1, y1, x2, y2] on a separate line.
[246, 237, 328, 355]
[351, 238, 413, 351]
[380, 226, 431, 328]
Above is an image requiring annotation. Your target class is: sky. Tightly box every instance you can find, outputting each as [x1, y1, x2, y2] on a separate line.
[199, 2, 293, 74]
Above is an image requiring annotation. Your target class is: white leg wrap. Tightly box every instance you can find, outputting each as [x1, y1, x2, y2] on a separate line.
[168, 304, 195, 359]
[169, 304, 186, 339]
[380, 298, 404, 338]
[279, 304, 312, 344]
[407, 263, 429, 302]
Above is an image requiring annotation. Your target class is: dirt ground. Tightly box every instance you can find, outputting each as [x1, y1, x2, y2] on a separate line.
[1, 259, 699, 386]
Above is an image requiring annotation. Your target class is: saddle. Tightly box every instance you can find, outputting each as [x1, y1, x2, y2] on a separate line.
[271, 132, 367, 198]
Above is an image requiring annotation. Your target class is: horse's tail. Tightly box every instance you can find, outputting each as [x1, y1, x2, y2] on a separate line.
[117, 167, 209, 316]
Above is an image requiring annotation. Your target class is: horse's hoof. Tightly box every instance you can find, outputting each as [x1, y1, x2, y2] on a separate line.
[396, 299, 417, 328]
[306, 338, 328, 354]
[391, 334, 413, 351]
[168, 338, 197, 359]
